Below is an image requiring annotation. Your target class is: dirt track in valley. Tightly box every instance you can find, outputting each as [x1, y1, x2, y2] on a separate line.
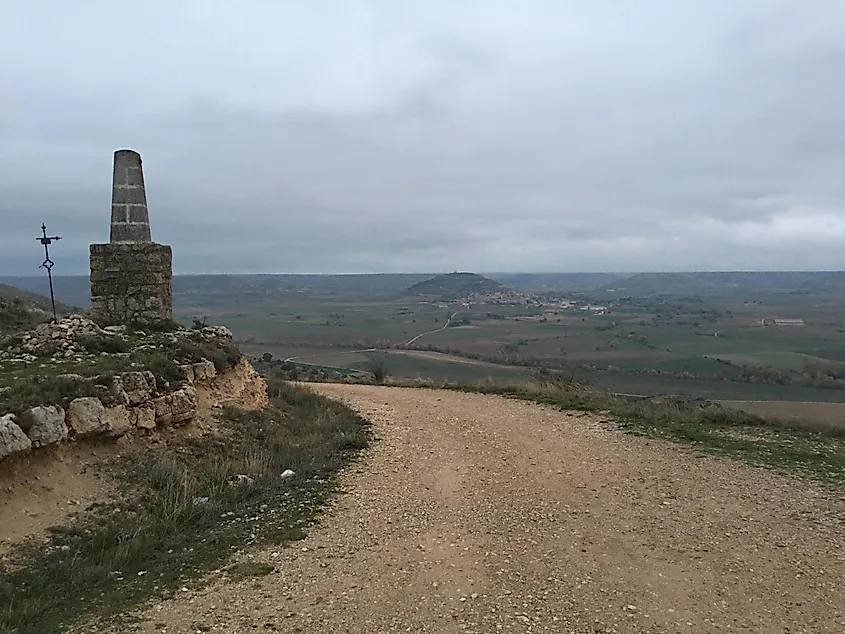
[389, 348, 516, 368]
[118, 384, 845, 633]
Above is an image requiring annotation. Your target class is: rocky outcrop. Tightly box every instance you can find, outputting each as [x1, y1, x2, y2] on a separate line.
[1, 315, 234, 369]
[0, 314, 262, 464]
[198, 325, 233, 341]
[120, 371, 156, 406]
[170, 386, 198, 424]
[192, 360, 216, 383]
[20, 406, 68, 448]
[1, 369, 204, 462]
[152, 386, 197, 426]
[132, 406, 156, 430]
[13, 315, 103, 359]
[67, 397, 108, 437]
[103, 405, 132, 437]
[0, 414, 31, 458]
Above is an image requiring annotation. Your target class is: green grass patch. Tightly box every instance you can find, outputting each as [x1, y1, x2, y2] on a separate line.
[0, 379, 371, 634]
[0, 330, 243, 417]
[705, 351, 828, 372]
[0, 370, 106, 417]
[639, 356, 734, 374]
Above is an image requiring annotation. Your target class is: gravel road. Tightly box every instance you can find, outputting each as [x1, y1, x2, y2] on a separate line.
[125, 384, 845, 633]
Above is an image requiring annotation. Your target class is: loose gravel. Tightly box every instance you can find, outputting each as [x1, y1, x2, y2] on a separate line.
[117, 384, 845, 633]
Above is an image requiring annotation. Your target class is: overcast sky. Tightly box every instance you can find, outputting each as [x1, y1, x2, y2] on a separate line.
[2, 1, 844, 275]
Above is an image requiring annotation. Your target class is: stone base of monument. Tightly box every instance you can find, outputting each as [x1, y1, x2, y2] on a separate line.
[89, 242, 173, 326]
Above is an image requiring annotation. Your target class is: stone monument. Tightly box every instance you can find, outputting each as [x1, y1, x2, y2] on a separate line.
[89, 150, 173, 325]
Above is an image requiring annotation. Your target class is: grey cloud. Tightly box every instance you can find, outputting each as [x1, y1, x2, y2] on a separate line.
[2, 1, 845, 275]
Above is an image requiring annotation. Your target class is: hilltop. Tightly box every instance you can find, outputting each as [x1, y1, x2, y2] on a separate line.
[0, 283, 78, 334]
[403, 272, 506, 299]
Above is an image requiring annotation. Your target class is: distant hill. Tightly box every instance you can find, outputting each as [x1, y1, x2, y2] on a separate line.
[0, 276, 91, 308]
[0, 284, 78, 334]
[601, 271, 845, 296]
[403, 272, 506, 299]
[0, 274, 438, 307]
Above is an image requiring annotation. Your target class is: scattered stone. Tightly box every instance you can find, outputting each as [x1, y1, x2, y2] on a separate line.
[0, 414, 31, 459]
[230, 474, 255, 487]
[170, 386, 198, 424]
[20, 405, 68, 448]
[280, 469, 296, 481]
[120, 370, 155, 405]
[109, 375, 130, 406]
[201, 325, 233, 340]
[103, 405, 132, 438]
[17, 315, 104, 355]
[178, 364, 195, 384]
[153, 394, 174, 426]
[132, 406, 157, 430]
[56, 373, 85, 382]
[193, 359, 217, 383]
[66, 397, 108, 437]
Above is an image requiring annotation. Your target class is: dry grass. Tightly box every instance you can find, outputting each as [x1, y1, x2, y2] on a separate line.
[720, 400, 845, 435]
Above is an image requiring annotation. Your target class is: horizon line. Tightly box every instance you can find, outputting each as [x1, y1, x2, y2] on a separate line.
[4, 269, 845, 278]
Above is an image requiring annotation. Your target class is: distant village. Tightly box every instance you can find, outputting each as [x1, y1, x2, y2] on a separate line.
[429, 290, 805, 325]
[430, 289, 611, 315]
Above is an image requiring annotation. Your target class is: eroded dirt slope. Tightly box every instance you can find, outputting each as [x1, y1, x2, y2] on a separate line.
[0, 359, 267, 555]
[117, 385, 845, 633]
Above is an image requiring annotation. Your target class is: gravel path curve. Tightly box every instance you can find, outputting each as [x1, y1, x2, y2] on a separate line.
[125, 384, 845, 633]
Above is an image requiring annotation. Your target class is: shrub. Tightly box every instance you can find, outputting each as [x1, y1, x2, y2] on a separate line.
[136, 351, 185, 387]
[174, 338, 241, 372]
[75, 334, 132, 355]
[0, 374, 99, 417]
[366, 354, 388, 384]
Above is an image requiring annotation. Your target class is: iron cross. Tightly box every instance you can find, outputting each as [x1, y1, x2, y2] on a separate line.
[37, 223, 61, 321]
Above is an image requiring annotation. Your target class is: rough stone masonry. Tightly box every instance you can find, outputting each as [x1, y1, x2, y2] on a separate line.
[89, 149, 173, 325]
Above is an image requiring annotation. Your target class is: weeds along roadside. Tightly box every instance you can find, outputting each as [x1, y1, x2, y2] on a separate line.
[0, 378, 371, 634]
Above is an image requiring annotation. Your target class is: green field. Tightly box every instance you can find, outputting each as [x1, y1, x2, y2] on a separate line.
[3, 271, 845, 406]
[705, 351, 831, 372]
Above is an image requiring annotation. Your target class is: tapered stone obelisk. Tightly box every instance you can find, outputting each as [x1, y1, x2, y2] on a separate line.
[110, 149, 152, 242]
[89, 150, 173, 325]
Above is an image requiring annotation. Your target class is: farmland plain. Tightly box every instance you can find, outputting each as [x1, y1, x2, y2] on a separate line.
[6, 271, 845, 423]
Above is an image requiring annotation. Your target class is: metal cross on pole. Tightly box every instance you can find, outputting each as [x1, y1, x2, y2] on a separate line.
[37, 223, 61, 322]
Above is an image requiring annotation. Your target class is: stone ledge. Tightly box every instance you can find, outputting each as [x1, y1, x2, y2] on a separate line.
[0, 382, 199, 461]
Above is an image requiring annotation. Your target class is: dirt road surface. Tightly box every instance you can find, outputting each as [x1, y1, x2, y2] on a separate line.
[121, 385, 845, 633]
